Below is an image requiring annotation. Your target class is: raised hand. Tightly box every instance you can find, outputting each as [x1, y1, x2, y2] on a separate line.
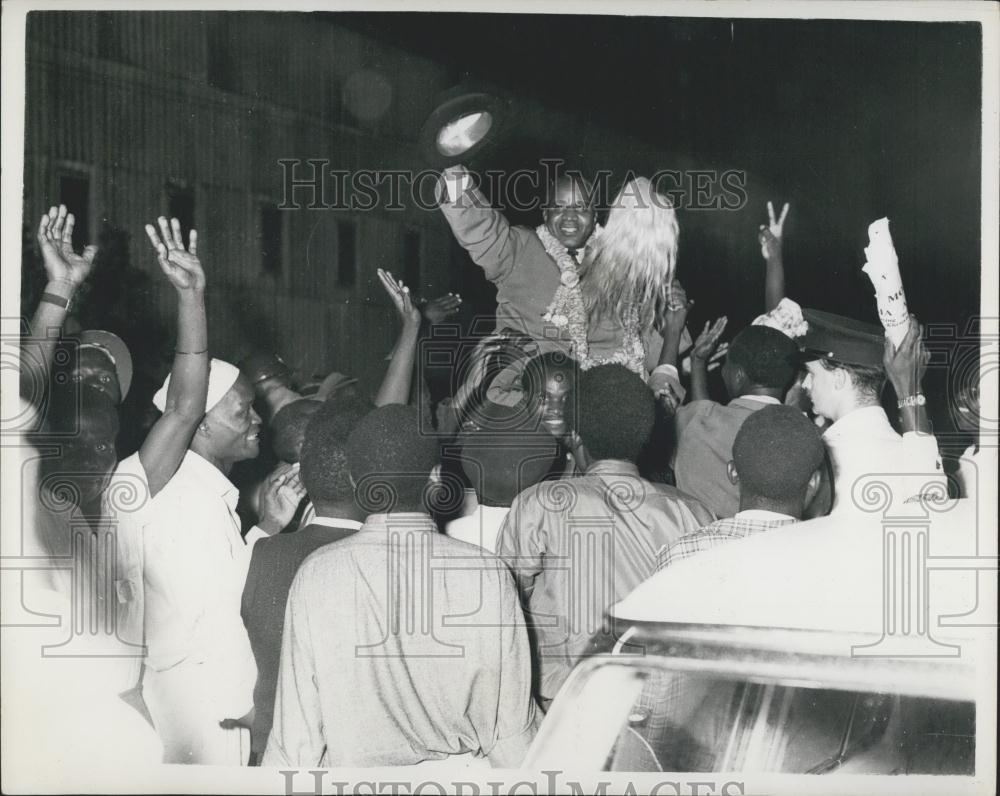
[690, 316, 729, 362]
[144, 217, 205, 291]
[37, 204, 98, 286]
[681, 342, 728, 375]
[422, 292, 462, 324]
[758, 200, 790, 261]
[661, 280, 692, 337]
[883, 314, 929, 393]
[377, 268, 422, 328]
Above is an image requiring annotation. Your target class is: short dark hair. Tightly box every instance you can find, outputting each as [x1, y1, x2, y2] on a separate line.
[727, 326, 799, 391]
[270, 399, 321, 464]
[300, 400, 365, 504]
[346, 404, 440, 512]
[458, 409, 562, 506]
[577, 364, 655, 463]
[818, 358, 886, 401]
[733, 405, 825, 501]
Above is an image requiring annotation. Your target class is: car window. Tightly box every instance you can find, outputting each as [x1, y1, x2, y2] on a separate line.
[605, 669, 975, 775]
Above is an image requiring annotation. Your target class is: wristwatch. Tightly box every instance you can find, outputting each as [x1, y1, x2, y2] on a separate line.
[898, 393, 926, 409]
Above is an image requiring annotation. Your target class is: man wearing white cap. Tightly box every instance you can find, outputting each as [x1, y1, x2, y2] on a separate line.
[110, 220, 304, 765]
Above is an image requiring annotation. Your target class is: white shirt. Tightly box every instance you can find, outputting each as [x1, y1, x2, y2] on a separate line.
[822, 406, 944, 513]
[309, 515, 363, 531]
[737, 394, 782, 405]
[445, 505, 511, 554]
[109, 450, 264, 719]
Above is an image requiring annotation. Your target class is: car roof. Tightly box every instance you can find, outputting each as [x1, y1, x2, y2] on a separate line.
[611, 498, 985, 646]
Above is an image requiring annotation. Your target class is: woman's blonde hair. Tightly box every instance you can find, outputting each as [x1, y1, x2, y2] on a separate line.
[578, 176, 678, 331]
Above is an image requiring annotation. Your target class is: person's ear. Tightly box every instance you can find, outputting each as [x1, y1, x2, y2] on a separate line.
[804, 468, 822, 506]
[726, 461, 739, 485]
[833, 368, 848, 390]
[728, 363, 746, 392]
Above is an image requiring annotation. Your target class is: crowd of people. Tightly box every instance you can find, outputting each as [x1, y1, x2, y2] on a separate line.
[13, 164, 987, 772]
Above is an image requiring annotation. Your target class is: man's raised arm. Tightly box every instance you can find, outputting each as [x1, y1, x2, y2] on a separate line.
[437, 165, 520, 284]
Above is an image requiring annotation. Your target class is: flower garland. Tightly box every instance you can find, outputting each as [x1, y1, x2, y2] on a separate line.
[537, 225, 646, 377]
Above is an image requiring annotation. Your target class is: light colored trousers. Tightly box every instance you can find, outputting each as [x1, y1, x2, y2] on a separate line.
[144, 664, 250, 765]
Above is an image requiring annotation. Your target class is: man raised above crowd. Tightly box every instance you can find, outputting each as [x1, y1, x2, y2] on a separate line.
[438, 168, 689, 393]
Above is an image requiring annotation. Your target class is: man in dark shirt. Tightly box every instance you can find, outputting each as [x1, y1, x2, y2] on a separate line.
[240, 399, 366, 762]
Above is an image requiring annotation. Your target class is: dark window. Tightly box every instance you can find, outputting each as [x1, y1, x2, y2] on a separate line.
[206, 15, 238, 92]
[58, 174, 90, 252]
[261, 204, 283, 275]
[403, 229, 422, 289]
[166, 182, 195, 246]
[337, 219, 356, 288]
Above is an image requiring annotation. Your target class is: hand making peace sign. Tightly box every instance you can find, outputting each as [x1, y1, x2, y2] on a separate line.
[758, 200, 790, 261]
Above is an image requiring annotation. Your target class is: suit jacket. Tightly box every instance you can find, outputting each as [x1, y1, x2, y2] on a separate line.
[240, 520, 360, 753]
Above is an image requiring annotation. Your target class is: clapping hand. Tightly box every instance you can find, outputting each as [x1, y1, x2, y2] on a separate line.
[144, 217, 205, 292]
[690, 316, 729, 363]
[422, 292, 462, 324]
[655, 382, 683, 414]
[377, 268, 422, 328]
[37, 204, 98, 287]
[758, 201, 790, 261]
[258, 462, 307, 536]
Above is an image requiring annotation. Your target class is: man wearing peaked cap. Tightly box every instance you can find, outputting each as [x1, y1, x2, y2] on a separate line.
[75, 329, 133, 404]
[797, 309, 945, 513]
[798, 309, 886, 367]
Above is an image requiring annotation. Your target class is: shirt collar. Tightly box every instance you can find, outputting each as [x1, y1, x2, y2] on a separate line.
[736, 394, 781, 405]
[310, 515, 363, 531]
[183, 450, 239, 508]
[585, 459, 641, 478]
[733, 509, 796, 522]
[824, 405, 891, 440]
[361, 512, 439, 533]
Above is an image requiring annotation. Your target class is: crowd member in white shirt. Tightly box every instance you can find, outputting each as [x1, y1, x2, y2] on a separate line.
[445, 403, 563, 552]
[111, 220, 304, 765]
[799, 310, 944, 512]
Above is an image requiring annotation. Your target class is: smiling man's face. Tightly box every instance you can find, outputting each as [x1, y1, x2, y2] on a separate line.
[543, 177, 596, 251]
[203, 375, 262, 464]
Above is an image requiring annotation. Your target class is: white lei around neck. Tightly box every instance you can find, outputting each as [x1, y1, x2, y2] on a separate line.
[536, 224, 646, 376]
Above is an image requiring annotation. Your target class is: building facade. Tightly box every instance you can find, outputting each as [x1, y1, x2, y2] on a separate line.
[23, 11, 459, 395]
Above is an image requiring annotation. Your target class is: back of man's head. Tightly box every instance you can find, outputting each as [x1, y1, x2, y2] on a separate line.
[300, 400, 366, 506]
[458, 405, 562, 506]
[724, 326, 799, 396]
[347, 404, 440, 513]
[271, 398, 321, 464]
[577, 364, 655, 463]
[732, 405, 825, 505]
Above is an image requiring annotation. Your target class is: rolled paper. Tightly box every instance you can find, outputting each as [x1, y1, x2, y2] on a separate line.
[861, 217, 909, 349]
[752, 297, 809, 339]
